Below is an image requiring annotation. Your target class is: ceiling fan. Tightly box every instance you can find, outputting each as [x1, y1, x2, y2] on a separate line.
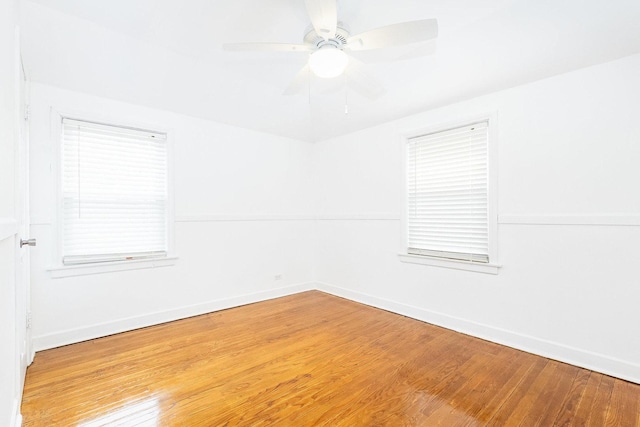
[223, 0, 438, 99]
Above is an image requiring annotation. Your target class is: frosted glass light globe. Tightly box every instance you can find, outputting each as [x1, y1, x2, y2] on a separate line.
[309, 47, 349, 79]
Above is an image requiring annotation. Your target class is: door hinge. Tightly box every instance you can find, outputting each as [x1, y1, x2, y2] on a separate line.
[26, 312, 32, 329]
[24, 104, 30, 122]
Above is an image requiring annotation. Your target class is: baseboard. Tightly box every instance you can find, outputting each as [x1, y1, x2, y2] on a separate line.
[10, 398, 22, 427]
[315, 282, 640, 385]
[31, 280, 639, 384]
[33, 282, 315, 352]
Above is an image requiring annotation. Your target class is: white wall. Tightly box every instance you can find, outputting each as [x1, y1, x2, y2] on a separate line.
[0, 0, 22, 425]
[26, 52, 640, 386]
[29, 83, 317, 350]
[313, 53, 640, 383]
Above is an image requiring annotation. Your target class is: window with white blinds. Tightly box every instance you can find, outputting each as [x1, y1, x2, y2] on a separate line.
[61, 118, 168, 265]
[407, 121, 489, 263]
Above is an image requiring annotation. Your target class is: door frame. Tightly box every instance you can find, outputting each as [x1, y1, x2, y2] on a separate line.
[14, 24, 33, 403]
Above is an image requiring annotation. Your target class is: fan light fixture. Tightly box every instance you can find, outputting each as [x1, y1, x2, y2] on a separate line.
[223, 0, 439, 97]
[309, 46, 348, 78]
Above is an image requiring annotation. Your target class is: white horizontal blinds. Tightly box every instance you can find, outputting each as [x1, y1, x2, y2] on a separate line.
[407, 121, 489, 263]
[61, 118, 168, 264]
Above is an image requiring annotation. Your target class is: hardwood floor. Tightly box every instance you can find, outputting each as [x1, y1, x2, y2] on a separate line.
[22, 291, 640, 426]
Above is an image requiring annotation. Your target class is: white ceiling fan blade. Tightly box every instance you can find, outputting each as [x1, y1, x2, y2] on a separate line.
[304, 0, 337, 40]
[223, 43, 311, 52]
[345, 57, 385, 100]
[347, 19, 438, 51]
[283, 65, 311, 96]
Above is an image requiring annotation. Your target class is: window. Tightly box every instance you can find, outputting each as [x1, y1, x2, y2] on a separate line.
[60, 118, 169, 265]
[401, 117, 498, 274]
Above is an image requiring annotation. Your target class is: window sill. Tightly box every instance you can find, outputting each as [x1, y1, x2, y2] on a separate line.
[398, 253, 500, 275]
[48, 256, 178, 278]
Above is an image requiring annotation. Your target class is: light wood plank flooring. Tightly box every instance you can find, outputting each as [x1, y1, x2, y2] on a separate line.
[22, 291, 640, 426]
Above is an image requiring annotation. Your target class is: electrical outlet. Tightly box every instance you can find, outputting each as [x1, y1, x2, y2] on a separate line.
[274, 274, 283, 281]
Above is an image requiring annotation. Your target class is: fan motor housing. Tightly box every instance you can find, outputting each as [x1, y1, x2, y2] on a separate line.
[303, 23, 350, 49]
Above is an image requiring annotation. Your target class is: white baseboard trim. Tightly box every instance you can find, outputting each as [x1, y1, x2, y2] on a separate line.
[31, 281, 639, 384]
[33, 282, 315, 352]
[315, 282, 640, 385]
[10, 398, 22, 427]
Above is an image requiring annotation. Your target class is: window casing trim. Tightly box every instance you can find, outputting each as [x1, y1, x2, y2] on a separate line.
[400, 112, 499, 273]
[398, 253, 500, 275]
[50, 109, 176, 276]
[48, 256, 178, 278]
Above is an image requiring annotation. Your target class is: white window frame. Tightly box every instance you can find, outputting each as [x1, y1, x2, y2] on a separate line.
[399, 113, 500, 274]
[48, 109, 176, 278]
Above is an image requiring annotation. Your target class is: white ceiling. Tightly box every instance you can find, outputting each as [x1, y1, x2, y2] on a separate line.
[20, 0, 640, 142]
